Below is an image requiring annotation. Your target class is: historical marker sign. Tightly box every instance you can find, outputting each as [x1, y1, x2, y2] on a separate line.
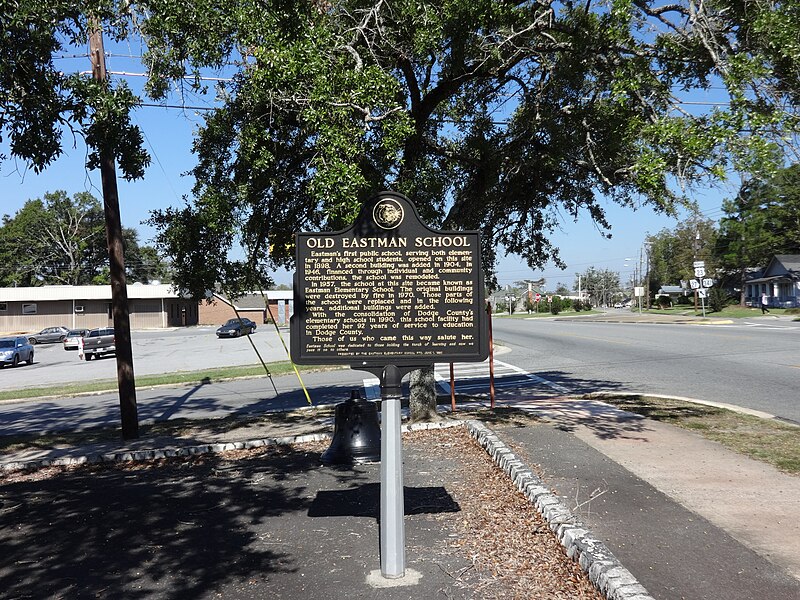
[290, 191, 489, 367]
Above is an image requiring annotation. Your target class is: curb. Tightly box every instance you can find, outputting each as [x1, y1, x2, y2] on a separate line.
[465, 420, 655, 600]
[0, 418, 462, 474]
[583, 391, 800, 427]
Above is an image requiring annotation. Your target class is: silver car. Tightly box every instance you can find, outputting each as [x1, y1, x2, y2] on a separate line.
[0, 336, 35, 368]
[28, 326, 70, 345]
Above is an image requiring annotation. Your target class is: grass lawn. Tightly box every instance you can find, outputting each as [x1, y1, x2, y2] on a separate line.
[639, 305, 800, 319]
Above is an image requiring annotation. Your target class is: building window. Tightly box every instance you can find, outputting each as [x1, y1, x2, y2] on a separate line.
[22, 303, 37, 315]
[0, 302, 7, 312]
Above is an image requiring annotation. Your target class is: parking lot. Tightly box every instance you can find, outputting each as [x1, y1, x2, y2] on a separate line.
[0, 327, 292, 392]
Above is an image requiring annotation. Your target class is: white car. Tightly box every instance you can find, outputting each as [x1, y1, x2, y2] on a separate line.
[63, 328, 90, 351]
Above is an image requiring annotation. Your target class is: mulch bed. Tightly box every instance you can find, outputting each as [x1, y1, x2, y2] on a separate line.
[1, 425, 602, 599]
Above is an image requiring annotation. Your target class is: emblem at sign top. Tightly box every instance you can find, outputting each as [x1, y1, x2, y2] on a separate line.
[373, 198, 405, 229]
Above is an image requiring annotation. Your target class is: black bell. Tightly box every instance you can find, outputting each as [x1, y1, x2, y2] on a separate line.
[321, 390, 382, 465]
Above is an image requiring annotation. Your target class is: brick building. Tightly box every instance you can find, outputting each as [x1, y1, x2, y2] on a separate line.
[198, 291, 293, 327]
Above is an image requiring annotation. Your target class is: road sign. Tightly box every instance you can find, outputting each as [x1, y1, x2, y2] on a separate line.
[702, 278, 714, 288]
[698, 289, 707, 298]
[689, 279, 700, 290]
[693, 261, 705, 268]
[535, 293, 541, 302]
[634, 286, 644, 297]
[694, 267, 706, 278]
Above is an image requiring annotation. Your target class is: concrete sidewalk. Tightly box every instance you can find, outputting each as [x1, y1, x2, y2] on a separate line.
[492, 396, 800, 599]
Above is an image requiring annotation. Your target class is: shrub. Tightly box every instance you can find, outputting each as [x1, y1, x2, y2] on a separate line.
[585, 301, 593, 311]
[572, 299, 583, 312]
[550, 296, 562, 315]
[658, 296, 672, 309]
[708, 287, 730, 313]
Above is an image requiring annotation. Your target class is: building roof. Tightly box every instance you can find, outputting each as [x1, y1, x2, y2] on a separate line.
[0, 284, 184, 302]
[747, 254, 800, 283]
[657, 286, 687, 295]
[772, 255, 800, 272]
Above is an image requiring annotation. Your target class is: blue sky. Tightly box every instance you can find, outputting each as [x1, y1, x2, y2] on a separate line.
[1, 48, 741, 291]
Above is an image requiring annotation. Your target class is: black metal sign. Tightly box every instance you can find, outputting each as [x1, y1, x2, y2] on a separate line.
[290, 191, 489, 367]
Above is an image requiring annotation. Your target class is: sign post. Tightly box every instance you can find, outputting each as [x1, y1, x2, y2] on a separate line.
[291, 191, 489, 579]
[691, 262, 712, 317]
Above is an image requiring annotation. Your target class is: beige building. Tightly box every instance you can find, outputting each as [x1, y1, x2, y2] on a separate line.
[0, 284, 198, 334]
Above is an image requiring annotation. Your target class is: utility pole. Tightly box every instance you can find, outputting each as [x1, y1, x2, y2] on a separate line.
[693, 228, 700, 313]
[90, 23, 139, 439]
[644, 242, 651, 310]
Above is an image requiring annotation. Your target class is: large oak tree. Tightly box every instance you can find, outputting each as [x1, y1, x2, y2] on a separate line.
[2, 1, 800, 418]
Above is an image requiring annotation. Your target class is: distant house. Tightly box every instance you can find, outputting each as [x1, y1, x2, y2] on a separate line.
[656, 285, 690, 304]
[198, 291, 293, 326]
[745, 255, 800, 308]
[0, 284, 198, 334]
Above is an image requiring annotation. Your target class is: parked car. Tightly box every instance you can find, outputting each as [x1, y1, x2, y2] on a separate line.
[0, 336, 35, 368]
[28, 326, 70, 345]
[216, 317, 257, 338]
[63, 328, 90, 351]
[82, 327, 116, 360]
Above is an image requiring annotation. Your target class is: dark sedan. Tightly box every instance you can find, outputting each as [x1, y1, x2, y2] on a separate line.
[216, 317, 257, 338]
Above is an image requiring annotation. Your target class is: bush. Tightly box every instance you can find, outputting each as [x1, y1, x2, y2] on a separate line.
[584, 301, 593, 311]
[572, 299, 582, 312]
[550, 296, 562, 315]
[658, 296, 672, 309]
[708, 287, 730, 313]
[561, 298, 572, 311]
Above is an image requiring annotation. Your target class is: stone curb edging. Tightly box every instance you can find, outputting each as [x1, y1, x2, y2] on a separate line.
[464, 419, 655, 600]
[0, 418, 463, 474]
[0, 432, 335, 474]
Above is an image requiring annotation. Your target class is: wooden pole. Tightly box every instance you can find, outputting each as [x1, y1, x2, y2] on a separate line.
[90, 23, 139, 440]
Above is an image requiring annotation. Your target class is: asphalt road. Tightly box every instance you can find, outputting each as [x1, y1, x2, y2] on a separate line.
[490, 314, 800, 424]
[1, 316, 799, 434]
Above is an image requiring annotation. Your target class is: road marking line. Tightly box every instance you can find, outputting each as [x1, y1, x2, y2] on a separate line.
[494, 359, 572, 394]
[363, 360, 571, 398]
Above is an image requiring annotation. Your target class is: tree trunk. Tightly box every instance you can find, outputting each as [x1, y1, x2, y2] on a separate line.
[740, 267, 747, 307]
[409, 366, 439, 422]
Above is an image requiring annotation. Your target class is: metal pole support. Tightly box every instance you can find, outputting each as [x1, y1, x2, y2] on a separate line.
[380, 364, 405, 578]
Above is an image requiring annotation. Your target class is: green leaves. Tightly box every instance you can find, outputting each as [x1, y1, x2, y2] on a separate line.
[4, 0, 800, 295]
[0, 191, 163, 286]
